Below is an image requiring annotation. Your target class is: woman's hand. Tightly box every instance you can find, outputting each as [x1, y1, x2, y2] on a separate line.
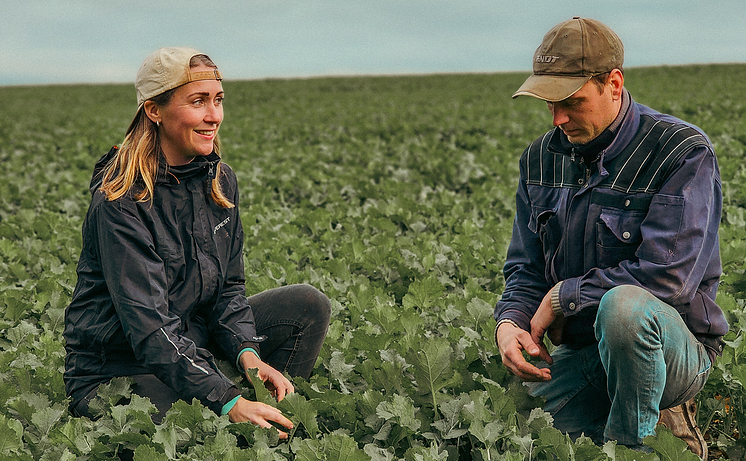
[227, 397, 293, 439]
[239, 352, 295, 401]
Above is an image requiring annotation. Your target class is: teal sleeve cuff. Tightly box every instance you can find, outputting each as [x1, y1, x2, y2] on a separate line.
[221, 395, 241, 416]
[236, 347, 261, 372]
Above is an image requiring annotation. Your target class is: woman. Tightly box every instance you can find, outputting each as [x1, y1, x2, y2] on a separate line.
[63, 47, 330, 435]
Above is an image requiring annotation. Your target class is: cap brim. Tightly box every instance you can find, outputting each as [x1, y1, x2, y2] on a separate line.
[512, 74, 592, 102]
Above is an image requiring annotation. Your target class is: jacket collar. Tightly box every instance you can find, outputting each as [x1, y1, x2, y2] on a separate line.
[546, 89, 639, 171]
[157, 152, 220, 185]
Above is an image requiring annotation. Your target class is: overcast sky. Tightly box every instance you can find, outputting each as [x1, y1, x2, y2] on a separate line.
[2, 0, 745, 86]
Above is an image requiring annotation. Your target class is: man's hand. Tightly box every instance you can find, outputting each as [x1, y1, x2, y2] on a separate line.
[239, 352, 295, 402]
[227, 397, 293, 438]
[530, 290, 565, 347]
[495, 320, 552, 381]
[496, 290, 566, 382]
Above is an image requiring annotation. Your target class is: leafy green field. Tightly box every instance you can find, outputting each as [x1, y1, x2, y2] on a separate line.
[1, 64, 745, 460]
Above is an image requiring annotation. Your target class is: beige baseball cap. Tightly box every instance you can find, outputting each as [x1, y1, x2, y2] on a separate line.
[134, 47, 223, 107]
[513, 17, 624, 102]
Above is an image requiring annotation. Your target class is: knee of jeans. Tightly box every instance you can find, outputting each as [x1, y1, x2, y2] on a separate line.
[596, 285, 655, 342]
[298, 284, 332, 325]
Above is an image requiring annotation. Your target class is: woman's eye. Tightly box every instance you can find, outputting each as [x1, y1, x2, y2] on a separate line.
[192, 99, 204, 107]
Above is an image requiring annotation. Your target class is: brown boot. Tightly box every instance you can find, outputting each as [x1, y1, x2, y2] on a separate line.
[658, 399, 707, 460]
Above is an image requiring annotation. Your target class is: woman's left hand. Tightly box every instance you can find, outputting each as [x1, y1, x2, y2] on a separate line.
[240, 352, 294, 401]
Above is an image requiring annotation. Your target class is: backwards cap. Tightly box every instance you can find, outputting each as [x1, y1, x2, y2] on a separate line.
[134, 47, 222, 107]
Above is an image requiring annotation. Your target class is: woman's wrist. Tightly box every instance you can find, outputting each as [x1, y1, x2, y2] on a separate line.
[238, 348, 263, 372]
[221, 395, 242, 416]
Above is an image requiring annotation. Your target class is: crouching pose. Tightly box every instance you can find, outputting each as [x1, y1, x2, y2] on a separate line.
[64, 48, 330, 436]
[494, 18, 728, 459]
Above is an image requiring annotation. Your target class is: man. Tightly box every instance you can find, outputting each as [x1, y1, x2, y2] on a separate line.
[493, 17, 728, 458]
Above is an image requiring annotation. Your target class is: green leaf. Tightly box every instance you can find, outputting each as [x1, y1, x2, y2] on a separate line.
[509, 433, 535, 459]
[8, 392, 50, 423]
[187, 430, 241, 460]
[153, 423, 191, 459]
[277, 391, 320, 438]
[469, 419, 505, 448]
[572, 435, 608, 461]
[376, 393, 421, 432]
[535, 426, 573, 461]
[432, 394, 469, 439]
[245, 367, 276, 405]
[328, 350, 357, 394]
[474, 374, 516, 421]
[87, 376, 133, 418]
[607, 440, 659, 460]
[363, 443, 396, 461]
[465, 297, 494, 330]
[402, 276, 445, 310]
[461, 390, 490, 424]
[404, 441, 449, 461]
[407, 336, 459, 410]
[644, 425, 701, 460]
[30, 405, 66, 437]
[163, 398, 215, 432]
[133, 444, 169, 461]
[50, 417, 97, 456]
[0, 414, 24, 454]
[293, 431, 370, 461]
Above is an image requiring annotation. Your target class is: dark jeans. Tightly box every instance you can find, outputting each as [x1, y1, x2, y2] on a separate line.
[73, 284, 331, 422]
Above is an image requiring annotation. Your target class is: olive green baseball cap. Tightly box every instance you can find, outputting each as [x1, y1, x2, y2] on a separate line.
[134, 47, 222, 107]
[513, 17, 624, 102]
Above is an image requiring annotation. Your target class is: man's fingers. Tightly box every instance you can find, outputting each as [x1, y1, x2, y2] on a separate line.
[517, 330, 544, 359]
[509, 353, 551, 381]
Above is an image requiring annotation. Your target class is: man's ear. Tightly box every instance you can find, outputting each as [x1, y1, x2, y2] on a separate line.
[143, 100, 161, 125]
[609, 69, 624, 100]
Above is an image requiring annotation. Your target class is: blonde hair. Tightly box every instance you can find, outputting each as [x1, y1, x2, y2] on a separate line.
[99, 55, 234, 208]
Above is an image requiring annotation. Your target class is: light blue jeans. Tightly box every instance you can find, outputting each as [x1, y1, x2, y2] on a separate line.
[526, 285, 711, 449]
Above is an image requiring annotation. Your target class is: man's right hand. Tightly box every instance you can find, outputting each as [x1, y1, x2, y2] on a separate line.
[495, 321, 553, 382]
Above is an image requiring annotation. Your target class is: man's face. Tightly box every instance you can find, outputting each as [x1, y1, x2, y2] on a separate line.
[546, 77, 620, 145]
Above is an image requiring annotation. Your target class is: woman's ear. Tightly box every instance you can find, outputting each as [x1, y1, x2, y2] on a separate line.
[143, 100, 161, 125]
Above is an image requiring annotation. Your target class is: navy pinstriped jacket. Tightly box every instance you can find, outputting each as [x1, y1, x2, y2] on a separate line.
[495, 91, 728, 359]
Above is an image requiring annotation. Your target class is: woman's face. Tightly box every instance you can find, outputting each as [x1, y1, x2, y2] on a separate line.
[153, 65, 224, 166]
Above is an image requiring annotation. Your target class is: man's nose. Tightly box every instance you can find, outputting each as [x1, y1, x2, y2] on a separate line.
[551, 105, 570, 127]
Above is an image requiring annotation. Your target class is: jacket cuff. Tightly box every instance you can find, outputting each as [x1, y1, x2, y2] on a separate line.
[219, 387, 242, 415]
[495, 309, 532, 332]
[221, 395, 242, 416]
[550, 282, 563, 316]
[236, 347, 261, 372]
[558, 277, 582, 316]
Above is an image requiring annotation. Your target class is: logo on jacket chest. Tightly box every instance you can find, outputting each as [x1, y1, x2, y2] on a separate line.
[214, 217, 231, 234]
